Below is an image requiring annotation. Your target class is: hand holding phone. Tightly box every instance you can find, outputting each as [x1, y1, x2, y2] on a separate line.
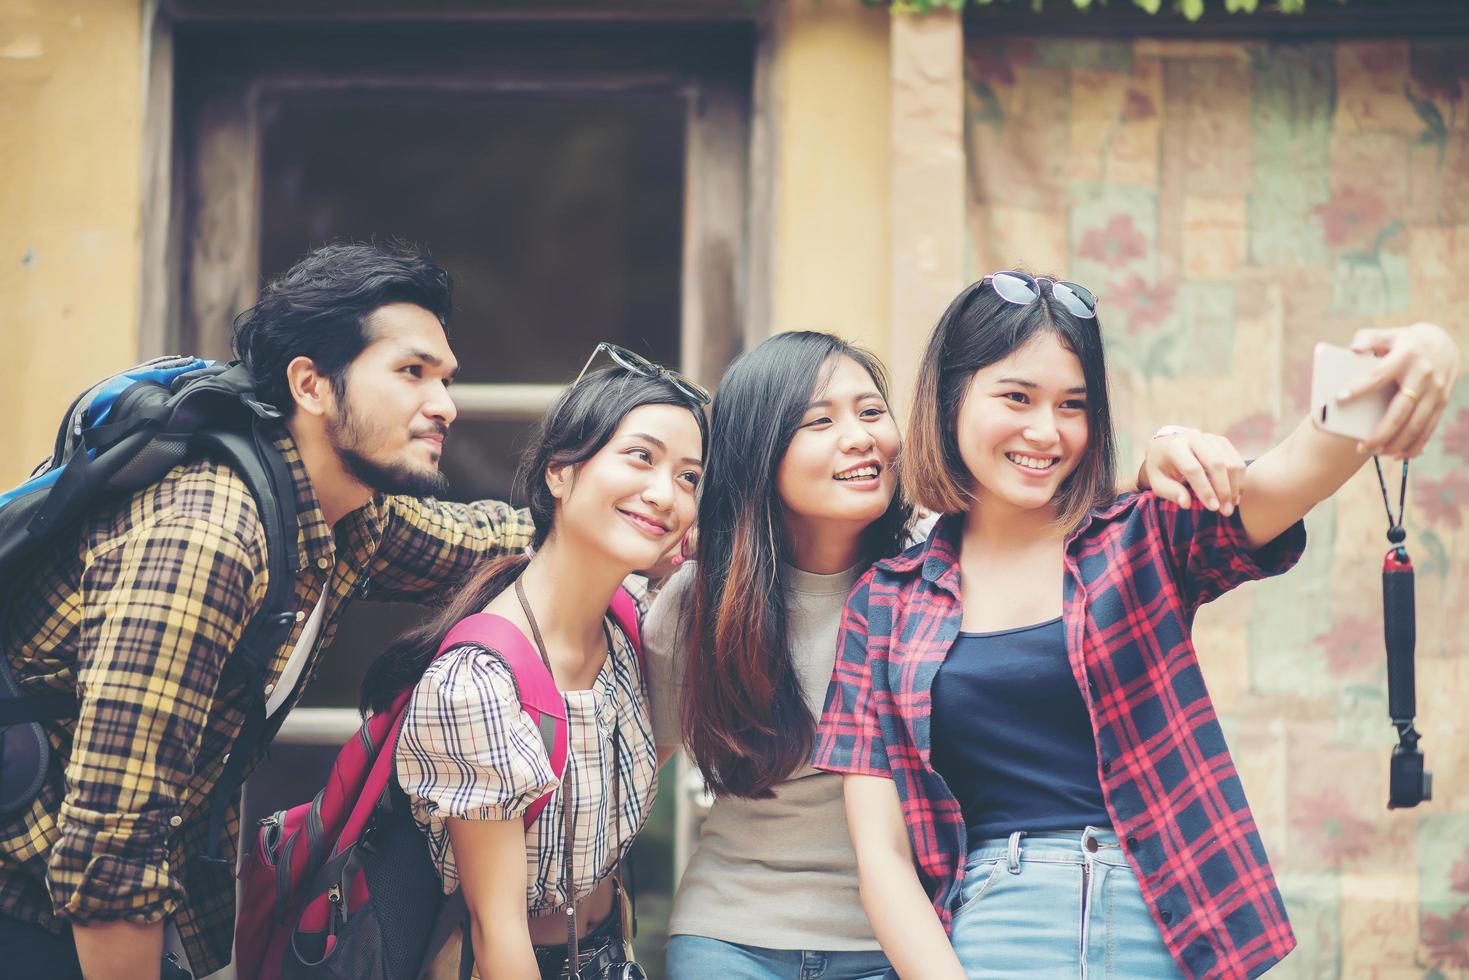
[1311, 342, 1395, 443]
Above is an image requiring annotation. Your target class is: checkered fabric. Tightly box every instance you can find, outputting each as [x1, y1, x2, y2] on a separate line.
[813, 496, 1306, 980]
[397, 598, 656, 914]
[0, 429, 535, 974]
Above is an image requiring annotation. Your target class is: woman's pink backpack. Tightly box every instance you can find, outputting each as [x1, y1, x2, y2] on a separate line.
[233, 588, 642, 980]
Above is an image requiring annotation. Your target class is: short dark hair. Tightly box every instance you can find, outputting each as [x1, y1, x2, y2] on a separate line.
[906, 274, 1117, 533]
[231, 241, 453, 416]
[683, 331, 912, 800]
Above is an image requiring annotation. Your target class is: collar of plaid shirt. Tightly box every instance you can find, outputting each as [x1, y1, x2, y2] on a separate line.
[814, 499, 1306, 980]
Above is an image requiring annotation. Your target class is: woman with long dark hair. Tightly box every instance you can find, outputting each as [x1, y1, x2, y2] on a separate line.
[813, 274, 1458, 978]
[644, 330, 1249, 979]
[361, 352, 709, 980]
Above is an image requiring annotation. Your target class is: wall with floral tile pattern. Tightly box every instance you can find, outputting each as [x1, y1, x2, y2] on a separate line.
[964, 36, 1469, 978]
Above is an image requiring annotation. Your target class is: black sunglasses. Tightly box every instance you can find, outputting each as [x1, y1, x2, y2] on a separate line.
[982, 271, 1098, 320]
[572, 342, 711, 405]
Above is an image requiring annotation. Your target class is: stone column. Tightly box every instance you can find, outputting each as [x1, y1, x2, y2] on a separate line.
[888, 7, 964, 416]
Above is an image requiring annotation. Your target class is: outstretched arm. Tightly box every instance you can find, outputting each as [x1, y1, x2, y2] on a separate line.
[1240, 323, 1460, 550]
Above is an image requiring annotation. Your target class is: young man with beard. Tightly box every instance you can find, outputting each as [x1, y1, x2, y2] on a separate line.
[0, 242, 535, 979]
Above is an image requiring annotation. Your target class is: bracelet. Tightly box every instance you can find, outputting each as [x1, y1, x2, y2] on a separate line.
[1151, 425, 1194, 441]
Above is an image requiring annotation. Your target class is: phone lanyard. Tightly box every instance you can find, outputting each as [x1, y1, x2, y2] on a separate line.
[1373, 457, 1432, 809]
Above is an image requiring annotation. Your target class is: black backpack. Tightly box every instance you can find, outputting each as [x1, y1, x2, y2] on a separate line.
[0, 356, 298, 862]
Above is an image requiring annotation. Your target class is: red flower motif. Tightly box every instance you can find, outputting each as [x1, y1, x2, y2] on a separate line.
[1422, 903, 1469, 971]
[1442, 408, 1469, 464]
[1224, 413, 1276, 456]
[1410, 46, 1467, 106]
[1450, 848, 1469, 894]
[1079, 215, 1149, 270]
[1315, 614, 1380, 675]
[1122, 90, 1157, 122]
[965, 40, 1033, 88]
[1107, 275, 1176, 337]
[1292, 789, 1377, 864]
[1313, 186, 1390, 250]
[1413, 471, 1469, 530]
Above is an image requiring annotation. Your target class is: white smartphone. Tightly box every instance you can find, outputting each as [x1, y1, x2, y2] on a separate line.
[1311, 342, 1394, 442]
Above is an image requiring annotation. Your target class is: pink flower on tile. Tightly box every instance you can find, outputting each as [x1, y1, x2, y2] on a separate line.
[965, 40, 1034, 88]
[1410, 46, 1466, 105]
[1122, 90, 1158, 122]
[1413, 471, 1469, 530]
[1313, 186, 1390, 250]
[1292, 789, 1376, 864]
[1450, 848, 1469, 894]
[1442, 407, 1469, 464]
[1223, 412, 1277, 456]
[1107, 275, 1176, 336]
[1356, 44, 1404, 75]
[1422, 903, 1469, 971]
[1315, 614, 1380, 675]
[1079, 215, 1149, 269]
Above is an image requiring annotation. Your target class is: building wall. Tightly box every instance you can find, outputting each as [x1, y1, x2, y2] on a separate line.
[963, 35, 1469, 976]
[0, 0, 145, 484]
[768, 0, 893, 363]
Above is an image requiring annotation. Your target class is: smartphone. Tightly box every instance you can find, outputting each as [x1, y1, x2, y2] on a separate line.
[1311, 342, 1394, 443]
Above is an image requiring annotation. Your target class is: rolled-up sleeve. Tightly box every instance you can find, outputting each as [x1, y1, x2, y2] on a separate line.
[55, 514, 264, 923]
[812, 572, 892, 778]
[396, 646, 558, 824]
[1147, 490, 1307, 613]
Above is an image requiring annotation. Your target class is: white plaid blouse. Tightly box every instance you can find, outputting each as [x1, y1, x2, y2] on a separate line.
[396, 612, 657, 914]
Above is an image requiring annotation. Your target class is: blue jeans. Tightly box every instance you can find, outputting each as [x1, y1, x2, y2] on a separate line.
[950, 828, 1184, 979]
[666, 935, 892, 980]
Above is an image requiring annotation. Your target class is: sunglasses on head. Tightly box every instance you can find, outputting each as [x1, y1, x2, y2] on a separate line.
[572, 342, 711, 406]
[982, 271, 1098, 320]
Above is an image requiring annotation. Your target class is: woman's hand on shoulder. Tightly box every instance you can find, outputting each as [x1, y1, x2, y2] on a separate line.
[1137, 427, 1246, 516]
[1337, 322, 1462, 458]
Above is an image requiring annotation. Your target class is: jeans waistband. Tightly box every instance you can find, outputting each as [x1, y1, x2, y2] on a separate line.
[965, 827, 1123, 872]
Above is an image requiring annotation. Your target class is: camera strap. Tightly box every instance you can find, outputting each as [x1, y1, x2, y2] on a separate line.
[1372, 457, 1432, 808]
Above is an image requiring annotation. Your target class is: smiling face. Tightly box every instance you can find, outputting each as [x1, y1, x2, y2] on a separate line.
[776, 355, 902, 545]
[548, 402, 704, 572]
[325, 302, 459, 496]
[954, 331, 1090, 517]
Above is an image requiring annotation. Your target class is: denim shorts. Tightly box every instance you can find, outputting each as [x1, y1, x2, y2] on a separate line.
[665, 934, 892, 980]
[949, 827, 1184, 980]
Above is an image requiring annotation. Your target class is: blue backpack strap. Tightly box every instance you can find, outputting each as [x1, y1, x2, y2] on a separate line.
[0, 358, 300, 849]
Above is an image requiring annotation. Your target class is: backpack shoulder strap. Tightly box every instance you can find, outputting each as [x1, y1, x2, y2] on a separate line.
[197, 420, 300, 863]
[438, 613, 567, 829]
[608, 586, 644, 676]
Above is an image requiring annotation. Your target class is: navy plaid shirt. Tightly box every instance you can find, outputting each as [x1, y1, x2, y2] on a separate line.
[814, 493, 1306, 980]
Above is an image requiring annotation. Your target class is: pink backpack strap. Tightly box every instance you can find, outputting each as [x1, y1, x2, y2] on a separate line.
[608, 586, 644, 676]
[439, 613, 567, 829]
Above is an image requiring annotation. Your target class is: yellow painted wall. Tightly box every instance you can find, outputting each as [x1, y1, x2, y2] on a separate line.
[0, 0, 144, 485]
[769, 0, 892, 364]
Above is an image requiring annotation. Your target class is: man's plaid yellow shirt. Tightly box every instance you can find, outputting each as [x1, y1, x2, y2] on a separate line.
[0, 431, 534, 974]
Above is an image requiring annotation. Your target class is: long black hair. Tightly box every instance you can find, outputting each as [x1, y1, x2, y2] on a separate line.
[360, 366, 709, 714]
[682, 331, 912, 799]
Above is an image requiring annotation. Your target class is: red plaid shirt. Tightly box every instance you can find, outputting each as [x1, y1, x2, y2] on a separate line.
[813, 493, 1305, 979]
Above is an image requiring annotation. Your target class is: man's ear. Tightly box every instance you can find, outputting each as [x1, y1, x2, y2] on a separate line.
[285, 356, 333, 419]
[545, 462, 574, 501]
